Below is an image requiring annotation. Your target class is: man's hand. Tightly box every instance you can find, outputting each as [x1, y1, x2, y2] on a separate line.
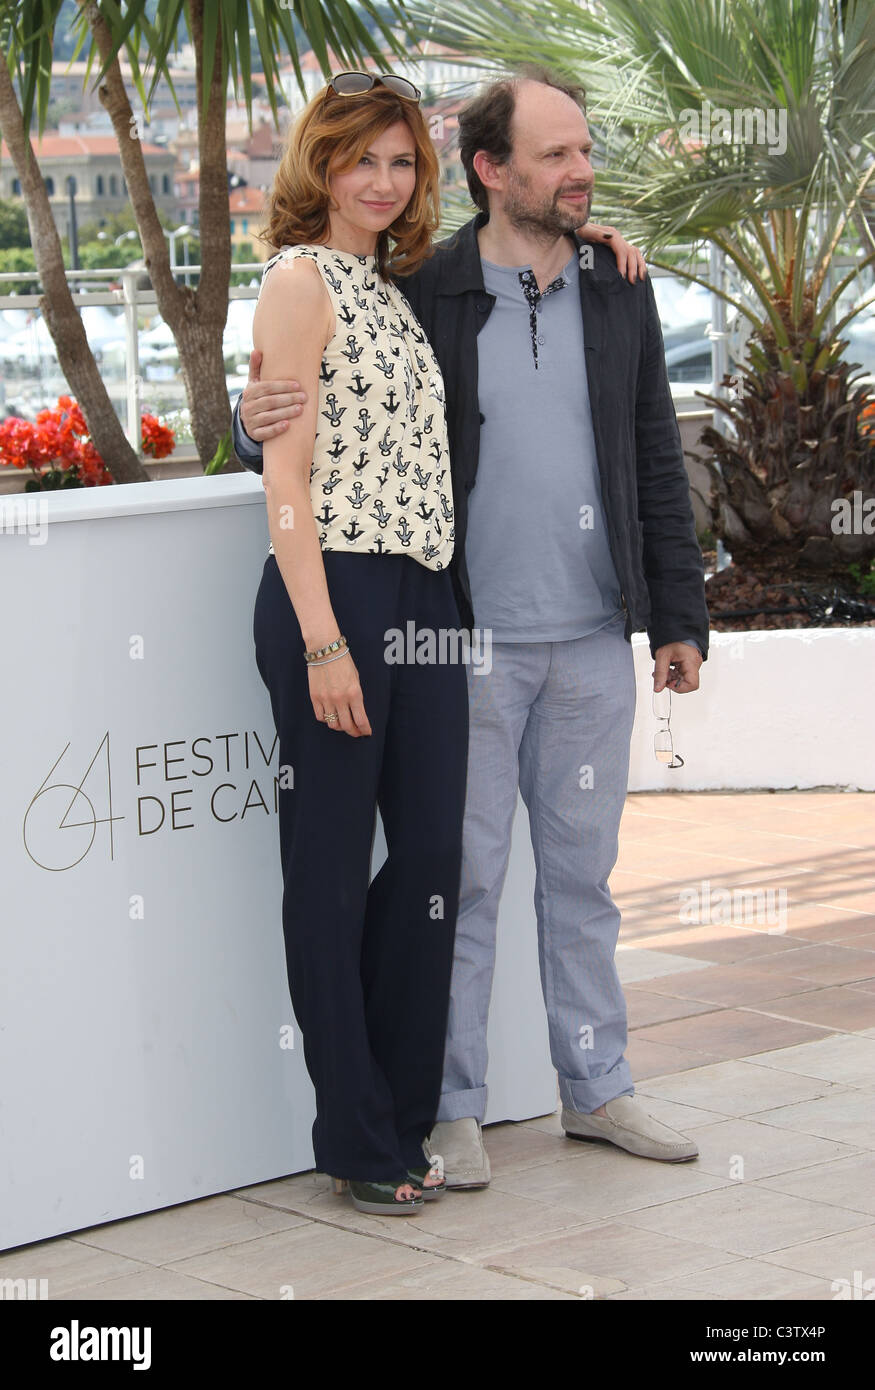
[578, 222, 647, 283]
[653, 643, 702, 694]
[240, 347, 309, 441]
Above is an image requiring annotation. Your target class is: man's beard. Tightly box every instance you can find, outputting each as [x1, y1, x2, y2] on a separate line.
[504, 164, 592, 236]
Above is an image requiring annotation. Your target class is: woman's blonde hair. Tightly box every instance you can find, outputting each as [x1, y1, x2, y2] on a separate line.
[259, 82, 440, 278]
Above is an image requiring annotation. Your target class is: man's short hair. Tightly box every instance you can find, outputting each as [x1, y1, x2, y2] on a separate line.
[458, 64, 588, 214]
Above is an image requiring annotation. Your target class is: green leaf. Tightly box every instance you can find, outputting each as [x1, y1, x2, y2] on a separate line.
[204, 428, 232, 475]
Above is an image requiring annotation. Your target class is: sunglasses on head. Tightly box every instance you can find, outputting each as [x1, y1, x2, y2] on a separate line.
[327, 71, 421, 102]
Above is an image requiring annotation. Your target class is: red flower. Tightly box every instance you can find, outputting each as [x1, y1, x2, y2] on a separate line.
[141, 412, 176, 459]
[0, 397, 175, 485]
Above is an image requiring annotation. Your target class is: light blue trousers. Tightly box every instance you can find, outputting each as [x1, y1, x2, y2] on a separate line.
[437, 611, 637, 1121]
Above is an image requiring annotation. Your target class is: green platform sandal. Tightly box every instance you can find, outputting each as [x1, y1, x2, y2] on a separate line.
[407, 1154, 446, 1201]
[332, 1176, 424, 1215]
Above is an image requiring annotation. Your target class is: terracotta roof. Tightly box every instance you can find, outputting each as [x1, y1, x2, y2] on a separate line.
[1, 134, 167, 158]
[230, 186, 267, 213]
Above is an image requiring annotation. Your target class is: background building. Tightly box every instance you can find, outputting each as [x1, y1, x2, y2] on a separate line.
[229, 184, 269, 261]
[0, 135, 177, 240]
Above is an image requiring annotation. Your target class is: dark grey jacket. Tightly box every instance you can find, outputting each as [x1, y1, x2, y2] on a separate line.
[234, 212, 709, 659]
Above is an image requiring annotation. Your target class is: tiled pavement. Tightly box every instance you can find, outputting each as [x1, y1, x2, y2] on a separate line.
[4, 791, 873, 1300]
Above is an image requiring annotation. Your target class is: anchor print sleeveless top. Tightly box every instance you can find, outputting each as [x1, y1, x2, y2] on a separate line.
[257, 243, 454, 572]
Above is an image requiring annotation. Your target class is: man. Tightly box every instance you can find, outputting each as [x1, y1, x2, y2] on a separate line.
[233, 66, 709, 1186]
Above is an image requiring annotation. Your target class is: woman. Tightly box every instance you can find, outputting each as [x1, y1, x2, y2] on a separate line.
[251, 72, 466, 1214]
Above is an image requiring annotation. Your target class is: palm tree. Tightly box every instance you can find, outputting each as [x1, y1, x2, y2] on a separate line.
[406, 0, 875, 584]
[0, 0, 412, 479]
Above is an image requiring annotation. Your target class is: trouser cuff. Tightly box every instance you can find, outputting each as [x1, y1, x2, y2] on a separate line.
[435, 1084, 487, 1124]
[559, 1060, 634, 1114]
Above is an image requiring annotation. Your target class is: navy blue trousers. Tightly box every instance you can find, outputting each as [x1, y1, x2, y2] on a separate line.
[253, 550, 469, 1183]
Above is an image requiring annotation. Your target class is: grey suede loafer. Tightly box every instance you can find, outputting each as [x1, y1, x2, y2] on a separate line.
[562, 1096, 699, 1162]
[423, 1117, 491, 1189]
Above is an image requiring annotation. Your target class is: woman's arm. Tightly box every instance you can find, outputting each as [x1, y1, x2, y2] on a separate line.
[255, 257, 335, 648]
[254, 258, 372, 737]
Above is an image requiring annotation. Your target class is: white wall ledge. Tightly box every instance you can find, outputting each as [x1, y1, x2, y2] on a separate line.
[0, 471, 265, 526]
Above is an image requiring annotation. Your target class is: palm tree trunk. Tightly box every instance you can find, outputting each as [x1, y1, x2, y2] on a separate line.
[0, 58, 149, 484]
[83, 0, 241, 471]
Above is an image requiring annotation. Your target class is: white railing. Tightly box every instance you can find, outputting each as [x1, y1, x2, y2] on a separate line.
[0, 262, 264, 450]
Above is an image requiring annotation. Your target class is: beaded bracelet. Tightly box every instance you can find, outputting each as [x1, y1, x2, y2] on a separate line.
[307, 647, 351, 668]
[304, 634, 348, 664]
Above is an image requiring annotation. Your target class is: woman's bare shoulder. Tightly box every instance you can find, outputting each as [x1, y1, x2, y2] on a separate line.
[255, 249, 331, 329]
[261, 247, 326, 295]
